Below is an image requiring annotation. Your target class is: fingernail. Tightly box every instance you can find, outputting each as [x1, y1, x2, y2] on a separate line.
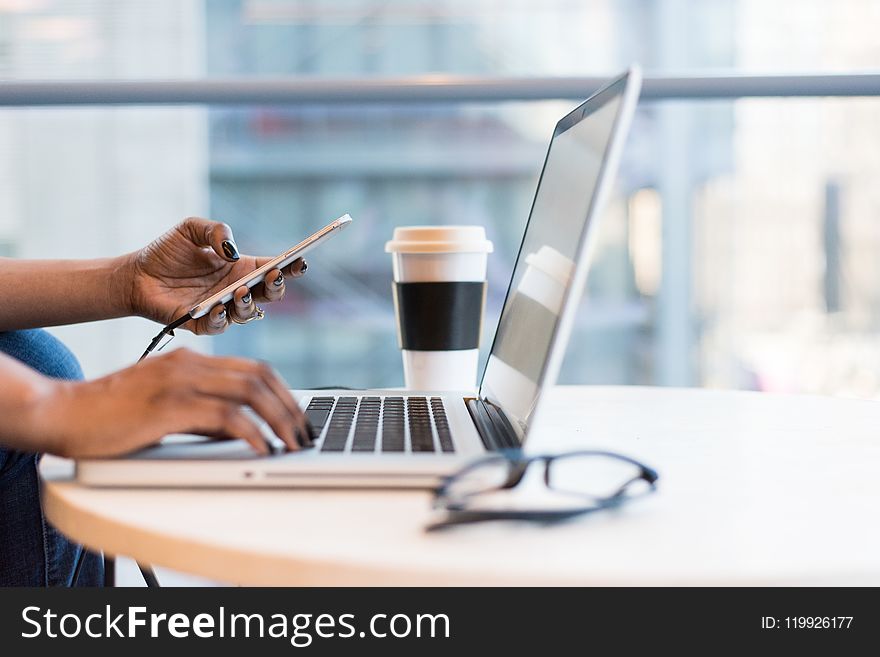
[222, 240, 240, 261]
[296, 427, 315, 449]
[300, 260, 308, 273]
[273, 272, 284, 286]
[216, 308, 227, 322]
[241, 292, 252, 305]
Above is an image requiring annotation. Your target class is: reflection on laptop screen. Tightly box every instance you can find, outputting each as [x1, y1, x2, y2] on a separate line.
[479, 87, 625, 435]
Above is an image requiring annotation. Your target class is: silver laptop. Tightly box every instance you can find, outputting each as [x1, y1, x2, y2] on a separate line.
[77, 67, 641, 489]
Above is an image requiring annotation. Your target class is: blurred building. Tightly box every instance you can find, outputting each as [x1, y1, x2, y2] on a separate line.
[0, 0, 208, 373]
[0, 0, 879, 399]
[205, 0, 735, 390]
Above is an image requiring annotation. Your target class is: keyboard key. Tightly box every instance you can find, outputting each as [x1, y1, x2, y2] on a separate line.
[381, 398, 405, 452]
[407, 397, 435, 453]
[430, 399, 454, 453]
[305, 408, 330, 431]
[381, 439, 405, 452]
[351, 399, 379, 452]
[321, 398, 355, 452]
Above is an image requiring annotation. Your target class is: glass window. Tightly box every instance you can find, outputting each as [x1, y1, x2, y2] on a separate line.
[1, 0, 879, 400]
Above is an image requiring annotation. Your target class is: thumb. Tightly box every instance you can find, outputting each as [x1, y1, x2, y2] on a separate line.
[179, 217, 240, 262]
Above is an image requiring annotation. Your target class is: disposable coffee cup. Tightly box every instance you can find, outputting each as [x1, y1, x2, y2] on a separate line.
[386, 226, 493, 390]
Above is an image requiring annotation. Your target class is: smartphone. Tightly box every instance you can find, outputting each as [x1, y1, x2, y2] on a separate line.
[188, 214, 352, 319]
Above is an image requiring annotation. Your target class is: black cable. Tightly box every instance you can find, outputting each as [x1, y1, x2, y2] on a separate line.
[138, 313, 192, 362]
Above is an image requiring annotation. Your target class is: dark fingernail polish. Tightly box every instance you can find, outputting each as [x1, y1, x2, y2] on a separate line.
[221, 240, 240, 261]
[217, 308, 227, 321]
[294, 427, 307, 448]
[273, 272, 284, 286]
[300, 260, 308, 273]
[241, 292, 252, 304]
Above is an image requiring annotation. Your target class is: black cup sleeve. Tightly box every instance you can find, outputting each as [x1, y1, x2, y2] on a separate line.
[393, 281, 486, 351]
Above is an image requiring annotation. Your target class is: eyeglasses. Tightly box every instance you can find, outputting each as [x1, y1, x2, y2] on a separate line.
[428, 449, 659, 531]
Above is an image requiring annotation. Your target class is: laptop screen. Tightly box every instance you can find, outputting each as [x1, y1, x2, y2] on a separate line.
[478, 76, 630, 438]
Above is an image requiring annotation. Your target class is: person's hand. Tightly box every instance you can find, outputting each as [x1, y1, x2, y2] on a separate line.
[122, 217, 308, 334]
[22, 348, 314, 458]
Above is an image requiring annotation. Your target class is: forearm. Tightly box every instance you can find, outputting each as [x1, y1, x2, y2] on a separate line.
[0, 353, 60, 454]
[0, 255, 135, 330]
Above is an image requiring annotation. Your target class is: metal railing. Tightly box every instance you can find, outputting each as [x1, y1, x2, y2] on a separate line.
[1, 73, 879, 106]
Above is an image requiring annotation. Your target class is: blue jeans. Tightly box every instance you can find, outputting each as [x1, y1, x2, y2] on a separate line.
[0, 329, 104, 586]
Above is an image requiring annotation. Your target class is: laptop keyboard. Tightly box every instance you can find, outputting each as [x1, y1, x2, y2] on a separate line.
[305, 396, 455, 454]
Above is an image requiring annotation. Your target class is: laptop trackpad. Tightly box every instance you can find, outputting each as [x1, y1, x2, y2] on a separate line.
[124, 435, 274, 461]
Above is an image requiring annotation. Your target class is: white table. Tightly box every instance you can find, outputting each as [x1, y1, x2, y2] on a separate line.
[41, 386, 880, 585]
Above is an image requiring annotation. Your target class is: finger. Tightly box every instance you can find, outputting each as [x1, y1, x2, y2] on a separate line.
[255, 361, 312, 447]
[189, 366, 300, 452]
[230, 285, 256, 323]
[175, 397, 270, 456]
[178, 216, 240, 262]
[282, 257, 308, 279]
[248, 257, 306, 300]
[186, 354, 310, 446]
[260, 268, 285, 303]
[223, 409, 274, 455]
[194, 304, 229, 336]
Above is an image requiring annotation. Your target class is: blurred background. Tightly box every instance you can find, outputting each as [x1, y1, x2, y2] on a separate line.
[2, 0, 880, 399]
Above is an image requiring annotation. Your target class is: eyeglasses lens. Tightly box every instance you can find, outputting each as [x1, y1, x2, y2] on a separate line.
[443, 457, 513, 501]
[547, 454, 648, 499]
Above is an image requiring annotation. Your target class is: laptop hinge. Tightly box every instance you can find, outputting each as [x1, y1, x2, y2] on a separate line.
[465, 398, 521, 452]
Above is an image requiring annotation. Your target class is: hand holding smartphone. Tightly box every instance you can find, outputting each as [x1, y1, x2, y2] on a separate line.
[138, 214, 352, 361]
[189, 213, 352, 319]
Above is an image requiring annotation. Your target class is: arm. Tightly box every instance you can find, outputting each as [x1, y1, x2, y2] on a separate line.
[0, 348, 315, 458]
[0, 217, 307, 334]
[0, 256, 132, 331]
[0, 351, 57, 451]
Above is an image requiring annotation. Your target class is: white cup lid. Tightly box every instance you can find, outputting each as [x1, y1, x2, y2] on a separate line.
[385, 225, 494, 254]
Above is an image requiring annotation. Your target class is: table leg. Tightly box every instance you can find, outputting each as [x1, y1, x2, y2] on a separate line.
[103, 555, 115, 587]
[138, 563, 161, 587]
